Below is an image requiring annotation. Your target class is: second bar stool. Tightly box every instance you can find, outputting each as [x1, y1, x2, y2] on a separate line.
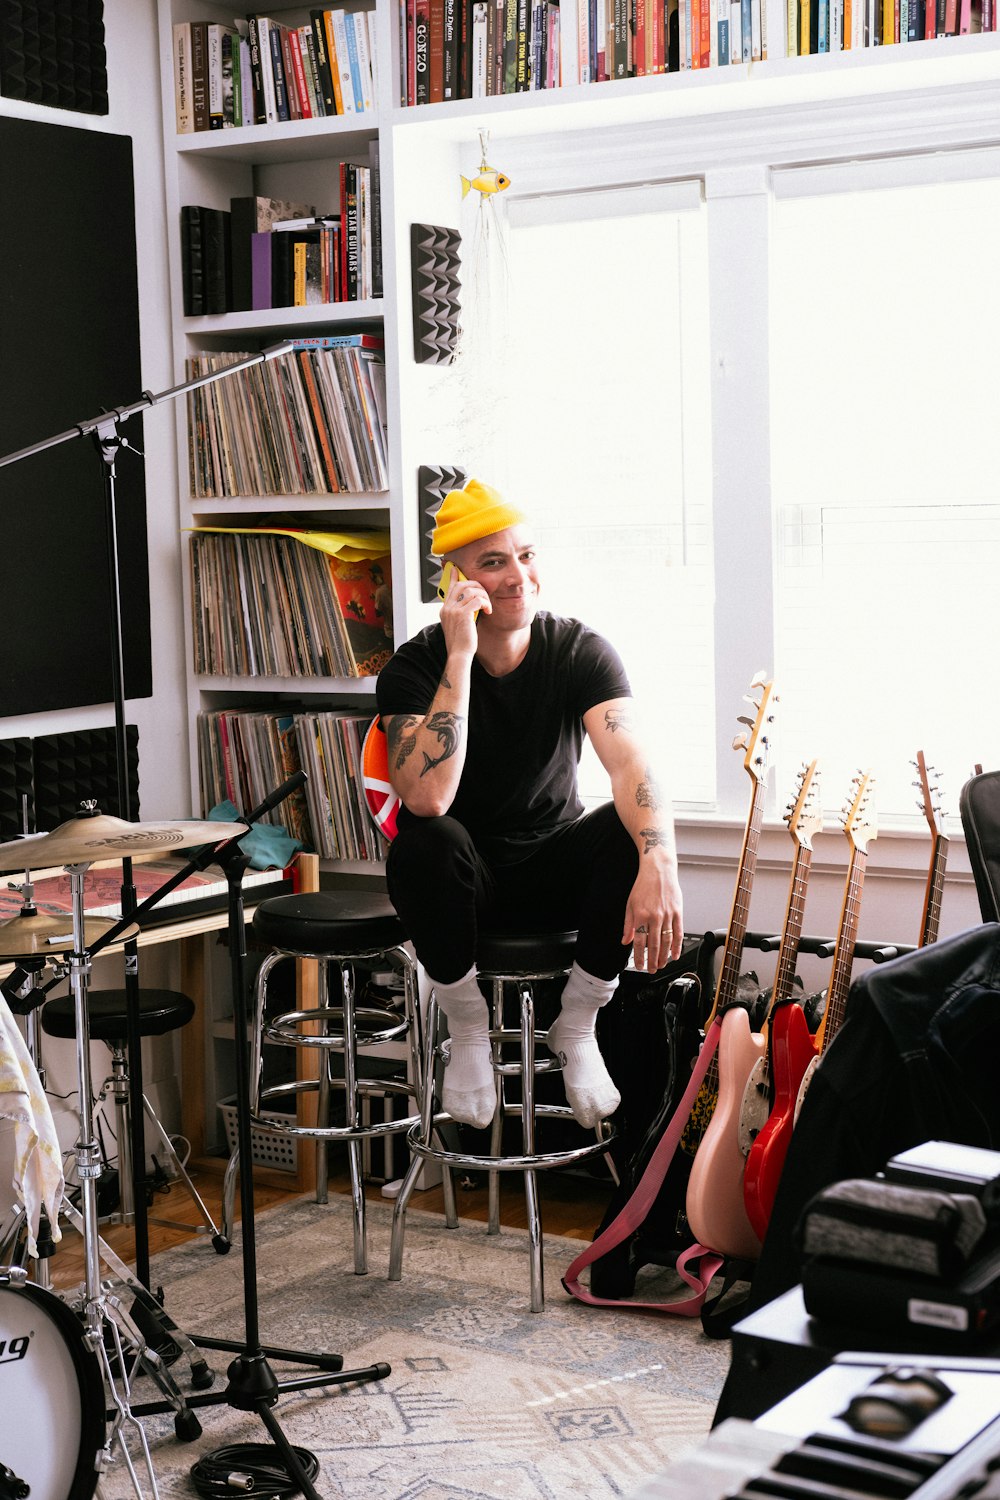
[222, 889, 433, 1273]
[388, 929, 616, 1312]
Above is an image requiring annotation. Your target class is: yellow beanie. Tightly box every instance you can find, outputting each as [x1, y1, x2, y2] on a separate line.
[430, 478, 527, 556]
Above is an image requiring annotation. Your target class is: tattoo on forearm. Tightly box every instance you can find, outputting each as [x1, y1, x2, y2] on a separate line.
[440, 670, 453, 690]
[605, 707, 634, 735]
[636, 766, 662, 811]
[639, 827, 668, 854]
[420, 711, 465, 777]
[387, 715, 420, 772]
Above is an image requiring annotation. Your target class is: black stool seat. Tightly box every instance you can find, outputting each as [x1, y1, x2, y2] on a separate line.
[41, 988, 195, 1042]
[252, 891, 406, 953]
[477, 930, 578, 973]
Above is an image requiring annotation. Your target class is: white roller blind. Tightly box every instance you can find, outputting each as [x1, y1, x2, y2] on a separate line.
[770, 165, 1000, 824]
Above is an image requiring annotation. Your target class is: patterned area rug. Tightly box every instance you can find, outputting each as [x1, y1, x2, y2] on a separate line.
[99, 1197, 732, 1499]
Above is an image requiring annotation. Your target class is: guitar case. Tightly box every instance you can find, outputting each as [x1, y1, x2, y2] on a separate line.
[590, 939, 712, 1299]
[960, 769, 1000, 924]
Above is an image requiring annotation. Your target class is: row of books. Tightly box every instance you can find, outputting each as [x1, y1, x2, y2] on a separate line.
[172, 10, 379, 133]
[790, 0, 992, 51]
[189, 528, 394, 681]
[198, 707, 387, 862]
[398, 0, 995, 90]
[186, 338, 388, 499]
[401, 0, 564, 100]
[181, 167, 381, 318]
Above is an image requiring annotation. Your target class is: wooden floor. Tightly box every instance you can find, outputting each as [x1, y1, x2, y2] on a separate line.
[41, 1155, 616, 1291]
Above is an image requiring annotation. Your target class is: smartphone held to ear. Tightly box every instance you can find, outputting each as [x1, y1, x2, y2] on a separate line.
[438, 561, 480, 620]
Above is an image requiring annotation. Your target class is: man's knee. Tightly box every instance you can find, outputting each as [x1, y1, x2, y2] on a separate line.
[387, 815, 477, 886]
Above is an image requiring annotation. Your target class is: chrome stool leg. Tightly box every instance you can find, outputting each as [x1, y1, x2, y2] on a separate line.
[315, 959, 331, 1206]
[520, 981, 544, 1314]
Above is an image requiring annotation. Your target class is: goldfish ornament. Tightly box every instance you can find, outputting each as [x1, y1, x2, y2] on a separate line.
[460, 163, 511, 199]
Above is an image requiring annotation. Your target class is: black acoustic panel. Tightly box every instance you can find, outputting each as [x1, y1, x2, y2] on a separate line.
[0, 737, 34, 840]
[0, 1, 108, 115]
[31, 724, 139, 830]
[0, 116, 151, 716]
[411, 223, 461, 365]
[417, 465, 466, 602]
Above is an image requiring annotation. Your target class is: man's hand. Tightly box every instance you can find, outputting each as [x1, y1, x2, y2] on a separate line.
[623, 854, 684, 973]
[439, 569, 490, 658]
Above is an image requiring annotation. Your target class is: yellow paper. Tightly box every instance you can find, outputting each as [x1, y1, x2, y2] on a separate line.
[188, 527, 391, 562]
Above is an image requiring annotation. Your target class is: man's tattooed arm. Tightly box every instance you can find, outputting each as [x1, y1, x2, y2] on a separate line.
[604, 706, 635, 736]
[636, 766, 663, 811]
[420, 711, 465, 777]
[387, 714, 420, 774]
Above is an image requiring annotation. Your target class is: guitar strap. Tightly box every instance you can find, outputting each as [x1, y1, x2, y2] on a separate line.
[562, 1018, 725, 1315]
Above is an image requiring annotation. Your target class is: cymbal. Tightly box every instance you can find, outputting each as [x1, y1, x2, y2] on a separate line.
[0, 910, 140, 957]
[0, 812, 248, 874]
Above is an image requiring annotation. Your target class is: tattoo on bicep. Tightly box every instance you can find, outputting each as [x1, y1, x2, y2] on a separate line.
[639, 827, 667, 854]
[636, 766, 663, 811]
[387, 715, 420, 773]
[604, 707, 634, 736]
[420, 711, 465, 777]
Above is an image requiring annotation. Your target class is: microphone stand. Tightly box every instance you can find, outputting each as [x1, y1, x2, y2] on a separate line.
[0, 341, 294, 1289]
[115, 776, 390, 1500]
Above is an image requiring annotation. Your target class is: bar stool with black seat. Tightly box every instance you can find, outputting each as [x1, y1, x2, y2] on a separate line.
[40, 986, 227, 1249]
[221, 889, 449, 1274]
[388, 928, 617, 1313]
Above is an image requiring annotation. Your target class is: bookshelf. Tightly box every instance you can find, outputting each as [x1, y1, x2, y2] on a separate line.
[156, 0, 1000, 877]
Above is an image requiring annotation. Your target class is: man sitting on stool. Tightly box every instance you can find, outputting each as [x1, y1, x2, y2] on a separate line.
[375, 478, 683, 1130]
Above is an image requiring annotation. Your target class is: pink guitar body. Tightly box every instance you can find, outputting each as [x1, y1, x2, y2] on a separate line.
[743, 1000, 818, 1243]
[685, 1006, 765, 1261]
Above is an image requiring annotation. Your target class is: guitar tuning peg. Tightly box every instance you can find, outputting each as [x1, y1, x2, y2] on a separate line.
[732, 732, 748, 751]
[735, 714, 754, 727]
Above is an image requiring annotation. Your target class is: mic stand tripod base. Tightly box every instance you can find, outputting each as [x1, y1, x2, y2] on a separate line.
[126, 834, 391, 1500]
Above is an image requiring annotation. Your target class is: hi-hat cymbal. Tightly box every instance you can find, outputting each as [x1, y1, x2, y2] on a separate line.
[0, 910, 140, 957]
[0, 813, 248, 874]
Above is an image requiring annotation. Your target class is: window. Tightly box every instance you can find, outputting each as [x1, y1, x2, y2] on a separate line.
[490, 184, 715, 805]
[770, 155, 1000, 825]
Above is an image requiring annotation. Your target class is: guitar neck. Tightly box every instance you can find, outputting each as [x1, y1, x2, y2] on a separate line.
[713, 790, 766, 1021]
[919, 833, 949, 947]
[771, 845, 813, 1005]
[816, 850, 867, 1053]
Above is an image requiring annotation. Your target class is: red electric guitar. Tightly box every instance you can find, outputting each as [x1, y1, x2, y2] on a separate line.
[915, 749, 949, 948]
[683, 675, 777, 1262]
[742, 760, 823, 1243]
[741, 769, 876, 1241]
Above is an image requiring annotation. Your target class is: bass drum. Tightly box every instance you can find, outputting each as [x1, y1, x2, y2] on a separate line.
[0, 1274, 105, 1499]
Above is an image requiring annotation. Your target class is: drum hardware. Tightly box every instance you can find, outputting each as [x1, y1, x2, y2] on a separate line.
[1, 782, 390, 1499]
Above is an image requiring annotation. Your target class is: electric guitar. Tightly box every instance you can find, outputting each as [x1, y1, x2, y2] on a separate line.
[915, 750, 949, 948]
[791, 770, 877, 1121]
[683, 676, 778, 1261]
[742, 760, 823, 1243]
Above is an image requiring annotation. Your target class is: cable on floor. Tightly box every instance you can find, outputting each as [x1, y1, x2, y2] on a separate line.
[189, 1442, 320, 1498]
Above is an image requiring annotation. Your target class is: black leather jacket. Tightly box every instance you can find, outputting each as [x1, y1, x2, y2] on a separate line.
[750, 922, 1000, 1311]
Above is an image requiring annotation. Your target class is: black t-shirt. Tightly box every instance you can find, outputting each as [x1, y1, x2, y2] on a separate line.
[376, 612, 631, 856]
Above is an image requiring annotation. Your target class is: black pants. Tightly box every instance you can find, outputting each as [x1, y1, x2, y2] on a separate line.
[385, 804, 639, 985]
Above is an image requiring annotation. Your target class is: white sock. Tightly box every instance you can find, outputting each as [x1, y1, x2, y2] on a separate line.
[433, 966, 496, 1130]
[547, 963, 621, 1129]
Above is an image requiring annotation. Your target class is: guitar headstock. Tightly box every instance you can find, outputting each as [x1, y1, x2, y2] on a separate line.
[732, 671, 778, 789]
[841, 770, 877, 853]
[785, 759, 823, 850]
[914, 750, 947, 838]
